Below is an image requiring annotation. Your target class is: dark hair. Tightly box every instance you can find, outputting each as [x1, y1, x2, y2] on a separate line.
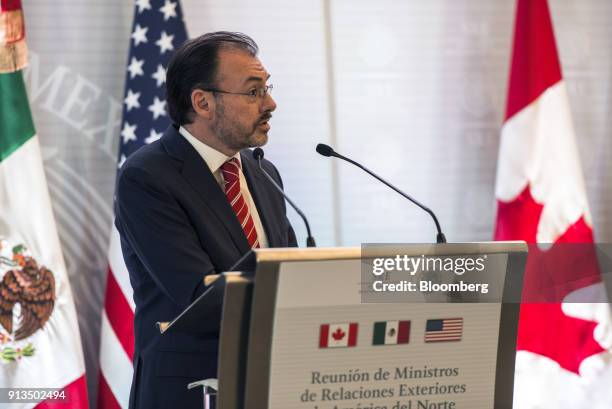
[166, 31, 259, 125]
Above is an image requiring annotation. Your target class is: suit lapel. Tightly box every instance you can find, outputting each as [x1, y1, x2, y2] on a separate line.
[161, 127, 251, 255]
[241, 151, 279, 247]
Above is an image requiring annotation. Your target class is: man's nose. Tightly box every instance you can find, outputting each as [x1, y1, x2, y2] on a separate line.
[262, 93, 277, 112]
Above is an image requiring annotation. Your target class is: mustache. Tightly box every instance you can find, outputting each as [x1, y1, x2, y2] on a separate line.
[258, 113, 272, 123]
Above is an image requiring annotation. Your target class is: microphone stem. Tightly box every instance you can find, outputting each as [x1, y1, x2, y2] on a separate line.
[334, 153, 446, 244]
[256, 158, 316, 247]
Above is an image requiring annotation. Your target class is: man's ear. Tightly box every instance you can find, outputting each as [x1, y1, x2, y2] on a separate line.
[191, 89, 214, 120]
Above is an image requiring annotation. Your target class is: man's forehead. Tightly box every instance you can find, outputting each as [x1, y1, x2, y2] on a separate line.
[217, 49, 270, 83]
[243, 60, 269, 79]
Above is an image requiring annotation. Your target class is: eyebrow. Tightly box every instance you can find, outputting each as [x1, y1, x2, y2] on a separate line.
[243, 74, 271, 85]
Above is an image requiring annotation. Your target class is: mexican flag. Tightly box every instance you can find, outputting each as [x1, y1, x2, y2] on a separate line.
[0, 1, 88, 407]
[372, 320, 410, 345]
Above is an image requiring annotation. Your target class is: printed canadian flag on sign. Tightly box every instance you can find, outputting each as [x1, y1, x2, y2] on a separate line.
[319, 323, 358, 348]
[494, 0, 612, 408]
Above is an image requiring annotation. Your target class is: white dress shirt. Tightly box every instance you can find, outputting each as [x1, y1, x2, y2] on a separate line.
[179, 126, 269, 248]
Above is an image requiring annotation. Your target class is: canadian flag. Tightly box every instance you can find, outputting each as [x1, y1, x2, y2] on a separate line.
[494, 0, 612, 408]
[319, 323, 358, 348]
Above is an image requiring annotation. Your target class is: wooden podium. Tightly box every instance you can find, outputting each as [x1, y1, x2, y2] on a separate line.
[164, 242, 527, 409]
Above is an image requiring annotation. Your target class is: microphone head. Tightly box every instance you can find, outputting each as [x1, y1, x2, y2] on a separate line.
[253, 147, 264, 160]
[316, 143, 335, 157]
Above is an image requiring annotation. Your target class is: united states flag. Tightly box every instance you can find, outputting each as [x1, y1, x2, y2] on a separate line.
[97, 1, 187, 407]
[424, 318, 463, 343]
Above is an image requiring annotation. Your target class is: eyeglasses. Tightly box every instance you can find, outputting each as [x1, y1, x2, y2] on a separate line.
[204, 84, 274, 101]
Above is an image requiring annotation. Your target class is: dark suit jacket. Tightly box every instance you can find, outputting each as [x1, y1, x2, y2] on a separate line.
[114, 125, 297, 409]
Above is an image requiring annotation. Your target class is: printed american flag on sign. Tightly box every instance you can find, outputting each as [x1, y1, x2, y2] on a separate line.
[97, 1, 188, 408]
[424, 318, 463, 343]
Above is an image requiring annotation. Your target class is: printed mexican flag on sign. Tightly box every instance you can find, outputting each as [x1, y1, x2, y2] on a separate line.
[0, 1, 88, 407]
[372, 320, 410, 345]
[319, 323, 358, 348]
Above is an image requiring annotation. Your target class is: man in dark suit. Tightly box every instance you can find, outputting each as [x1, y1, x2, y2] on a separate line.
[114, 32, 297, 409]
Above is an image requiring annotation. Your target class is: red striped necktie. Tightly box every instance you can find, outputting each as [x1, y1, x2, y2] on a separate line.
[220, 158, 260, 248]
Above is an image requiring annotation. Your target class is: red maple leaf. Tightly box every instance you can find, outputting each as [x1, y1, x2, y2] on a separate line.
[495, 185, 543, 242]
[332, 327, 346, 341]
[496, 185, 604, 374]
[517, 304, 602, 374]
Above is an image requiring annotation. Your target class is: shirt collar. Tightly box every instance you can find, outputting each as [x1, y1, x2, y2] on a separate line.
[179, 126, 241, 174]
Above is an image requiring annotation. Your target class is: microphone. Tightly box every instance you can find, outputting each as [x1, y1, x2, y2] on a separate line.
[252, 148, 316, 247]
[315, 143, 447, 244]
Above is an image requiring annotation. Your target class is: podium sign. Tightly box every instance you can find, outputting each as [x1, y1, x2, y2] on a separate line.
[216, 243, 526, 409]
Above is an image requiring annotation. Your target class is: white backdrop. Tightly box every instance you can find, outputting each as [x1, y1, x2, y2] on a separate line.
[21, 0, 612, 402]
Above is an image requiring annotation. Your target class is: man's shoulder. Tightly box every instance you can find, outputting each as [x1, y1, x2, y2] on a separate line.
[119, 127, 182, 179]
[114, 132, 182, 226]
[122, 141, 167, 172]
